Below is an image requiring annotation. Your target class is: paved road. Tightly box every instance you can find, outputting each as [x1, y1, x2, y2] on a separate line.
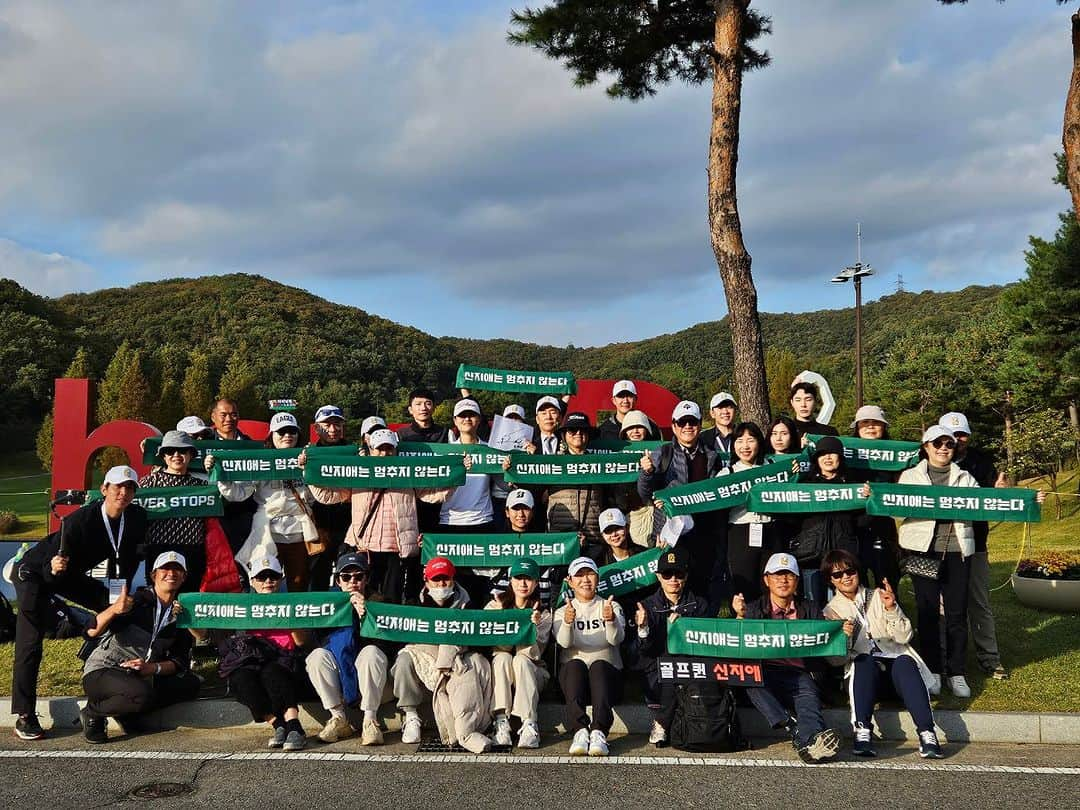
[0, 729, 1076, 809]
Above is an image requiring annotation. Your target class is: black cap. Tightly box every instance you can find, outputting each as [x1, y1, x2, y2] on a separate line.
[336, 551, 370, 574]
[559, 411, 592, 434]
[812, 435, 845, 458]
[657, 545, 690, 574]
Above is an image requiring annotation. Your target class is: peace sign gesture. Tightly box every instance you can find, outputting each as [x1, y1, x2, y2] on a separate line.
[879, 578, 896, 611]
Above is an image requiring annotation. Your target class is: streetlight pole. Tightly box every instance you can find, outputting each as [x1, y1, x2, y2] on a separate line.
[831, 224, 873, 408]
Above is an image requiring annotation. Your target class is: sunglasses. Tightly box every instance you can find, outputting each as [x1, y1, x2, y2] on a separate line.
[275, 428, 300, 436]
[674, 419, 700, 428]
[161, 447, 190, 456]
[830, 568, 858, 580]
[931, 438, 956, 449]
[338, 572, 367, 582]
[565, 428, 588, 435]
[252, 572, 282, 582]
[658, 571, 687, 580]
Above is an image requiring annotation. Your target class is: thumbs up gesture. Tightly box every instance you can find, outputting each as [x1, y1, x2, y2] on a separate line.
[732, 592, 746, 619]
[113, 582, 134, 615]
[634, 601, 647, 627]
[531, 607, 542, 626]
[640, 450, 654, 473]
[563, 594, 576, 625]
[602, 596, 615, 623]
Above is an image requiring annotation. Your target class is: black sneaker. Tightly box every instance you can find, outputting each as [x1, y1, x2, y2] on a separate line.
[80, 708, 108, 744]
[852, 723, 877, 757]
[14, 714, 45, 741]
[918, 730, 944, 759]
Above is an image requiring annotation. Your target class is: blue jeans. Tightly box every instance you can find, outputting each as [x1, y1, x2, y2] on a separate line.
[747, 665, 825, 748]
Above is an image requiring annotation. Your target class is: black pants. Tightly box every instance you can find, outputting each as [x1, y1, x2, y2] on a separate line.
[912, 551, 970, 676]
[307, 527, 347, 592]
[228, 662, 306, 723]
[144, 543, 206, 594]
[559, 659, 622, 734]
[858, 520, 900, 589]
[642, 663, 678, 730]
[12, 570, 108, 716]
[726, 522, 782, 603]
[367, 552, 421, 604]
[82, 667, 201, 719]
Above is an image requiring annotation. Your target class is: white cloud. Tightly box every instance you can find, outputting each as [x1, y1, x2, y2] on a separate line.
[0, 238, 95, 296]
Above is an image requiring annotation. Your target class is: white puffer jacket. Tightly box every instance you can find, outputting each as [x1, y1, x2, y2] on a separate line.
[896, 460, 977, 558]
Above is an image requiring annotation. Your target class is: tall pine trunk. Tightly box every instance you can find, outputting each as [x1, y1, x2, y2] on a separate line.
[709, 0, 770, 428]
[1065, 12, 1080, 222]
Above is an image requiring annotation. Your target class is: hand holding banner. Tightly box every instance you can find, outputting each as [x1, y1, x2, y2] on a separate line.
[748, 482, 867, 514]
[422, 532, 579, 567]
[655, 459, 793, 516]
[505, 454, 641, 485]
[177, 591, 353, 630]
[667, 617, 847, 659]
[87, 486, 223, 519]
[455, 364, 576, 395]
[359, 602, 536, 646]
[805, 435, 920, 472]
[304, 456, 466, 489]
[865, 484, 1041, 522]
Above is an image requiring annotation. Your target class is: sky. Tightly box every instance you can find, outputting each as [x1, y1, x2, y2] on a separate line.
[0, 0, 1071, 346]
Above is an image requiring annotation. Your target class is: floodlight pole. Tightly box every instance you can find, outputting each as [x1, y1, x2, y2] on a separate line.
[830, 224, 873, 408]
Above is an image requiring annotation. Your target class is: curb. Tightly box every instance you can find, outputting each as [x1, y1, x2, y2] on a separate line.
[3, 698, 1078, 744]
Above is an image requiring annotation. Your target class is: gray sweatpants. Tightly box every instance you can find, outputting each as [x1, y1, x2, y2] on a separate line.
[305, 645, 389, 714]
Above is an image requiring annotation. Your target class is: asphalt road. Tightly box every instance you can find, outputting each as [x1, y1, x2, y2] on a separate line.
[0, 729, 1076, 809]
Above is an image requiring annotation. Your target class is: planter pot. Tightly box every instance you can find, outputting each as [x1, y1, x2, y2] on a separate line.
[1011, 574, 1080, 612]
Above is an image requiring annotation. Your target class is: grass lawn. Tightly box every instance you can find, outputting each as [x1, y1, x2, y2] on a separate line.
[0, 451, 50, 540]
[0, 466, 1076, 712]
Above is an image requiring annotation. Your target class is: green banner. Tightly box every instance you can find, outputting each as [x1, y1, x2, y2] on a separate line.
[865, 484, 1041, 522]
[598, 546, 664, 598]
[87, 486, 223, 519]
[667, 618, 847, 659]
[586, 439, 665, 455]
[456, 363, 575, 394]
[142, 437, 265, 466]
[397, 442, 519, 475]
[176, 591, 352, 630]
[422, 532, 579, 568]
[207, 449, 304, 482]
[805, 435, 920, 472]
[303, 455, 466, 489]
[748, 482, 867, 514]
[656, 459, 794, 516]
[505, 454, 641, 485]
[766, 452, 811, 473]
[359, 602, 535, 647]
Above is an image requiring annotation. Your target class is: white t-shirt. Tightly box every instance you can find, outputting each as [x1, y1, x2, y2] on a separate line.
[439, 437, 494, 526]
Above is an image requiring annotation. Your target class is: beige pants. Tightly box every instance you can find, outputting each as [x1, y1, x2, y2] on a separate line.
[305, 645, 389, 713]
[490, 651, 549, 722]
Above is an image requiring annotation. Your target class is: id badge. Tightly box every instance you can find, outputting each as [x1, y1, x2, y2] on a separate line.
[107, 578, 125, 604]
[748, 522, 764, 548]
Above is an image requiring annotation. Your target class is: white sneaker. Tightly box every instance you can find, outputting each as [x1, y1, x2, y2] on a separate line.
[568, 727, 589, 756]
[588, 729, 609, 757]
[317, 715, 354, 744]
[401, 713, 422, 744]
[928, 673, 942, 696]
[648, 720, 667, 745]
[947, 675, 971, 698]
[360, 718, 384, 746]
[493, 716, 513, 747]
[517, 720, 540, 749]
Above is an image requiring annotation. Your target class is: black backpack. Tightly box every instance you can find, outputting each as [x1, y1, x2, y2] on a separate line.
[670, 683, 747, 753]
[0, 592, 15, 644]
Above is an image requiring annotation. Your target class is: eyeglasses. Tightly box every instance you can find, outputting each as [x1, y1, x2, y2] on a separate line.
[161, 448, 190, 456]
[674, 419, 700, 428]
[931, 438, 956, 450]
[338, 572, 367, 583]
[658, 571, 687, 580]
[830, 568, 858, 580]
[252, 572, 282, 582]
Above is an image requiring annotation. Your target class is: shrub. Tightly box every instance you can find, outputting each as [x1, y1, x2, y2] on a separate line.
[1015, 551, 1080, 581]
[0, 511, 19, 534]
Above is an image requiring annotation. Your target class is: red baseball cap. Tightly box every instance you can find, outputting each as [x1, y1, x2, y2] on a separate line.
[423, 556, 456, 580]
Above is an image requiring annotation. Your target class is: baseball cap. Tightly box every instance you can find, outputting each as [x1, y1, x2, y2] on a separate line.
[921, 425, 955, 445]
[812, 435, 845, 458]
[424, 556, 456, 580]
[509, 557, 540, 580]
[453, 398, 481, 417]
[157, 430, 196, 457]
[269, 412, 299, 433]
[657, 546, 690, 574]
[598, 508, 627, 533]
[939, 412, 971, 435]
[314, 405, 344, 423]
[361, 416, 387, 435]
[176, 415, 209, 435]
[248, 555, 284, 578]
[368, 428, 399, 449]
[336, 551, 370, 574]
[506, 489, 535, 510]
[502, 404, 526, 420]
[850, 405, 889, 428]
[612, 380, 637, 397]
[535, 396, 562, 413]
[151, 551, 187, 571]
[103, 466, 139, 487]
[567, 556, 599, 576]
[763, 553, 799, 576]
[560, 412, 591, 434]
[671, 401, 702, 423]
[709, 392, 737, 409]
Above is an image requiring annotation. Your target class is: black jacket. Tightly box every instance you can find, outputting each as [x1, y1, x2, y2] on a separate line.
[793, 419, 838, 439]
[789, 471, 860, 564]
[956, 445, 998, 552]
[700, 427, 734, 460]
[397, 422, 450, 443]
[637, 587, 710, 672]
[21, 501, 146, 584]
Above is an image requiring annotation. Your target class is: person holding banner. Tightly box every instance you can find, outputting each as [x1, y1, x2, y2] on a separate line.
[821, 549, 943, 759]
[490, 489, 557, 608]
[139, 430, 210, 593]
[397, 388, 450, 533]
[615, 412, 655, 547]
[79, 551, 200, 744]
[208, 412, 317, 594]
[850, 405, 902, 590]
[391, 557, 494, 752]
[732, 552, 843, 764]
[206, 399, 258, 562]
[11, 466, 147, 741]
[358, 416, 388, 455]
[547, 412, 611, 564]
[308, 406, 353, 591]
[439, 399, 496, 534]
[554, 556, 626, 757]
[485, 557, 552, 748]
[220, 555, 310, 751]
[305, 551, 394, 745]
[304, 429, 454, 604]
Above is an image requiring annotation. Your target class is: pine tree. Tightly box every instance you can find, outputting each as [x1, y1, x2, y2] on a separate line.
[181, 349, 213, 420]
[35, 346, 95, 470]
[216, 342, 261, 417]
[95, 342, 150, 470]
[153, 343, 187, 430]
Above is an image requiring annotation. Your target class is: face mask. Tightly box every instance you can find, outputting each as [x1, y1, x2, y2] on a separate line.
[428, 586, 454, 603]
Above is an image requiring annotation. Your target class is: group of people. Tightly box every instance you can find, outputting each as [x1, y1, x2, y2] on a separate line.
[8, 379, 1041, 763]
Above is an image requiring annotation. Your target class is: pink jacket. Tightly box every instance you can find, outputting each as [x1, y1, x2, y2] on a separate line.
[308, 485, 451, 558]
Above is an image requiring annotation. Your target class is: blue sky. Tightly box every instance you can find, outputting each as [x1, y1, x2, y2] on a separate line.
[0, 0, 1071, 346]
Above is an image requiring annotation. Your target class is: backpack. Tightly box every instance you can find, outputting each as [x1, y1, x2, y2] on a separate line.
[0, 592, 15, 644]
[670, 683, 747, 753]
